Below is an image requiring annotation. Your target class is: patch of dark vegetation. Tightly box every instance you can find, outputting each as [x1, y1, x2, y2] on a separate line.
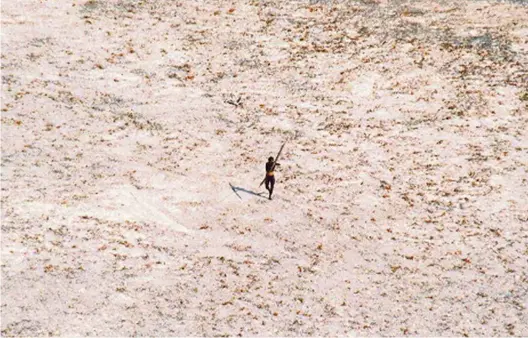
[496, 0, 528, 4]
[440, 32, 515, 62]
[1, 74, 18, 86]
[80, 0, 104, 13]
[391, 21, 429, 42]
[28, 37, 53, 48]
[79, 0, 177, 19]
[112, 110, 163, 133]
[90, 91, 127, 111]
[166, 63, 192, 82]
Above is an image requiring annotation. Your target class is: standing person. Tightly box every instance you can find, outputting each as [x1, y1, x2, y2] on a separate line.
[265, 156, 280, 200]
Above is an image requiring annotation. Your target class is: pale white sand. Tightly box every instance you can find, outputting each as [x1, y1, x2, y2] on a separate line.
[2, 0, 527, 336]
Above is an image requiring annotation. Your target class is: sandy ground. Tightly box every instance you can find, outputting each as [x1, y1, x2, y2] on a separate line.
[1, 0, 528, 336]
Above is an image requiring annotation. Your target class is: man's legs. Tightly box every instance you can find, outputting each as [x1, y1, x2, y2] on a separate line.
[268, 176, 275, 200]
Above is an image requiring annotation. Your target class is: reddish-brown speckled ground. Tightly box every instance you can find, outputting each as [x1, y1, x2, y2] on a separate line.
[2, 0, 527, 336]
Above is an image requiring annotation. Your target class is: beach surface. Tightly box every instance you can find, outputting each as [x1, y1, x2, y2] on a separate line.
[2, 0, 527, 335]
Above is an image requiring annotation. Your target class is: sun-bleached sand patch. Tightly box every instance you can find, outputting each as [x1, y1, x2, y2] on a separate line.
[2, 0, 527, 336]
[17, 185, 190, 233]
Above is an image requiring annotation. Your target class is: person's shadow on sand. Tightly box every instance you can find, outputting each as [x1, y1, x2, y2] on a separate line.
[229, 183, 267, 200]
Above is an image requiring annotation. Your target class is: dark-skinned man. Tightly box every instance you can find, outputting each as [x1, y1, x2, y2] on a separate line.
[265, 156, 280, 200]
